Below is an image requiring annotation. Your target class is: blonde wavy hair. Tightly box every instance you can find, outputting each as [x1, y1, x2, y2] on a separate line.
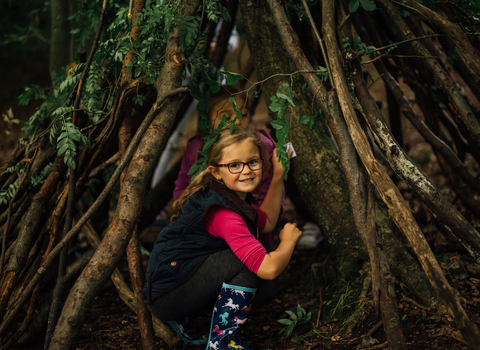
[171, 126, 268, 220]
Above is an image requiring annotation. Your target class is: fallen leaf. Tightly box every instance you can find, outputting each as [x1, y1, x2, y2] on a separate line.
[437, 305, 447, 314]
[331, 334, 341, 341]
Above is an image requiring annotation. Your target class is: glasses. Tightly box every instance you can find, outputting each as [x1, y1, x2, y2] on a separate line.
[216, 158, 264, 174]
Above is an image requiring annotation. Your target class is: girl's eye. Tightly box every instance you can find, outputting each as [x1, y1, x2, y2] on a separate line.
[249, 159, 259, 165]
[229, 162, 241, 169]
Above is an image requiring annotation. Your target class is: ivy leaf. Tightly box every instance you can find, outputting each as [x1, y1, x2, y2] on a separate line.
[271, 120, 284, 130]
[210, 83, 221, 94]
[269, 101, 283, 113]
[349, 0, 360, 13]
[222, 71, 244, 85]
[277, 92, 294, 106]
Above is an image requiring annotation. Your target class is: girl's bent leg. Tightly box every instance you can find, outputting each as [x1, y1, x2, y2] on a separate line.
[148, 249, 262, 321]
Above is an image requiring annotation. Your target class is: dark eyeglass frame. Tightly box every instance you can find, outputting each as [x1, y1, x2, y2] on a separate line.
[216, 158, 264, 174]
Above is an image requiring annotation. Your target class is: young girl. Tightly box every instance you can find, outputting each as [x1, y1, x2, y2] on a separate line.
[173, 87, 284, 252]
[143, 126, 302, 349]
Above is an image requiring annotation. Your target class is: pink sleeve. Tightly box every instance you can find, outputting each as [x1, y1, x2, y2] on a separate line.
[205, 207, 267, 274]
[173, 136, 202, 201]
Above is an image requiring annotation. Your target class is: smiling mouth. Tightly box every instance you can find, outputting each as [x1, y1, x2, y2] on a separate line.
[239, 178, 254, 183]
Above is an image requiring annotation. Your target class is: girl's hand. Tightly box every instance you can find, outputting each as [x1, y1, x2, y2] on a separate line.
[279, 223, 303, 245]
[272, 148, 293, 179]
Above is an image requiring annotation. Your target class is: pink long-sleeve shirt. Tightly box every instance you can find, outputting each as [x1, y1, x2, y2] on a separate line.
[205, 205, 267, 274]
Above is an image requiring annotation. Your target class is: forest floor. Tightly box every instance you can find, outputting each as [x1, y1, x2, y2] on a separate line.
[68, 233, 480, 350]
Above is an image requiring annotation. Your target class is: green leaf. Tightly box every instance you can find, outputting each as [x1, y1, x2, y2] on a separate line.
[300, 115, 311, 124]
[58, 144, 69, 155]
[285, 310, 297, 320]
[349, 0, 360, 12]
[222, 71, 244, 85]
[277, 319, 293, 325]
[188, 163, 199, 176]
[271, 120, 284, 130]
[297, 304, 305, 317]
[210, 83, 221, 94]
[70, 131, 81, 142]
[285, 324, 295, 337]
[360, 0, 376, 11]
[269, 101, 283, 113]
[203, 134, 219, 151]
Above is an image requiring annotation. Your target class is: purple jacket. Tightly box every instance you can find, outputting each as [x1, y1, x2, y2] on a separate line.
[173, 129, 285, 252]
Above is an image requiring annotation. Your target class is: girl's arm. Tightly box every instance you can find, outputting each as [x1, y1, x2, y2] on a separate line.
[258, 148, 290, 233]
[256, 223, 302, 280]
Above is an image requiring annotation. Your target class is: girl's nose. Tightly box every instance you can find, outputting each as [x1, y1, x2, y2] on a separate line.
[241, 164, 252, 174]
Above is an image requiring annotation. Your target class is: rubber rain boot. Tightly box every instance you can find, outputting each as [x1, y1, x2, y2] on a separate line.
[206, 282, 256, 350]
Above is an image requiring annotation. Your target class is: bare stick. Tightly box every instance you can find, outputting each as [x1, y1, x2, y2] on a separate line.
[401, 296, 428, 310]
[87, 152, 119, 179]
[299, 0, 333, 88]
[365, 320, 383, 338]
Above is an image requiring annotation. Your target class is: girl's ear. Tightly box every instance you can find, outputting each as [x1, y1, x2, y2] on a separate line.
[208, 166, 222, 181]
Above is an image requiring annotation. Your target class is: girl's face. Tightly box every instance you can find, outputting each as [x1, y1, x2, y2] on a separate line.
[210, 139, 262, 200]
[209, 95, 251, 131]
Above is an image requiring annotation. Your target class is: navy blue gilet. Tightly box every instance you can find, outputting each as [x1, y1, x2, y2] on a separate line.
[143, 181, 258, 303]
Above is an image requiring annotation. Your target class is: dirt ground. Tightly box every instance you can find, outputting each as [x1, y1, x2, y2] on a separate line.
[64, 237, 479, 350]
